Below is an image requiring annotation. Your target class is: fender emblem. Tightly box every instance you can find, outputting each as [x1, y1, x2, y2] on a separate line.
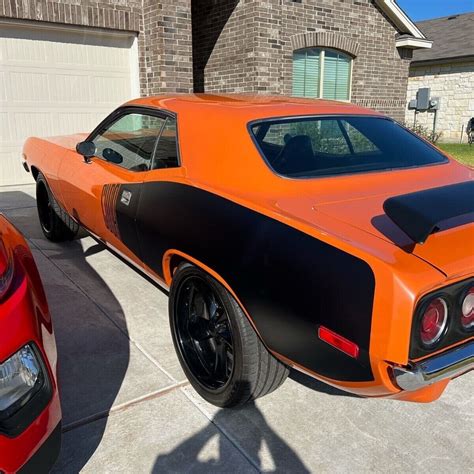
[120, 190, 132, 206]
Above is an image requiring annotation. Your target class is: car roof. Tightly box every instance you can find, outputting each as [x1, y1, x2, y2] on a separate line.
[125, 94, 383, 121]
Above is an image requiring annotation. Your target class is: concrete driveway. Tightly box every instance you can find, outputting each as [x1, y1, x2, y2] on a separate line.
[1, 184, 472, 473]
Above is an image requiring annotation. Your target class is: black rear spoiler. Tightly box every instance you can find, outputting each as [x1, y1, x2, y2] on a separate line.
[383, 181, 474, 244]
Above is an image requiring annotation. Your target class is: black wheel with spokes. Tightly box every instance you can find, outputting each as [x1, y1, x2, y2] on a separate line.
[170, 263, 289, 407]
[36, 172, 76, 242]
[175, 275, 234, 390]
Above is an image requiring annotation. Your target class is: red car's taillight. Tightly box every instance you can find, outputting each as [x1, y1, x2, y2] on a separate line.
[0, 238, 14, 299]
[420, 297, 448, 346]
[461, 287, 474, 330]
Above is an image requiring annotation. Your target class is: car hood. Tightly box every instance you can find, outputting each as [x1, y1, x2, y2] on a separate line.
[276, 162, 474, 279]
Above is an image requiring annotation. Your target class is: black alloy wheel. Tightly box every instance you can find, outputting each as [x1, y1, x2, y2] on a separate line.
[36, 172, 76, 242]
[174, 275, 234, 390]
[169, 263, 289, 407]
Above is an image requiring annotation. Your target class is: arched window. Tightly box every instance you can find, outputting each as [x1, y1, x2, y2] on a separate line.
[292, 48, 352, 100]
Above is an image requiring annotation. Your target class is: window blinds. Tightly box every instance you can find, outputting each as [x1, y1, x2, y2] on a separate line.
[292, 48, 351, 100]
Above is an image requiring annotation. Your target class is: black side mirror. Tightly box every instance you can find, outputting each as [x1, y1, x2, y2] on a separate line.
[76, 141, 96, 162]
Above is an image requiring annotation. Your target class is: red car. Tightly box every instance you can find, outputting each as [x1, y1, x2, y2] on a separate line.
[0, 215, 61, 473]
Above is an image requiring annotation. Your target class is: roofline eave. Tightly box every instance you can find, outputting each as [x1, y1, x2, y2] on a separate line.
[396, 37, 433, 49]
[374, 0, 427, 39]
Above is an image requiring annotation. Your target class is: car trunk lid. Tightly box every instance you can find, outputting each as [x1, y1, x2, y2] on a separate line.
[276, 162, 474, 279]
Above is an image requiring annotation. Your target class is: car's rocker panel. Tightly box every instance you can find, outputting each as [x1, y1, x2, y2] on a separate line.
[113, 181, 376, 381]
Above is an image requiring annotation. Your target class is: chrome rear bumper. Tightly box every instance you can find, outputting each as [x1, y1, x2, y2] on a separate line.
[393, 341, 474, 391]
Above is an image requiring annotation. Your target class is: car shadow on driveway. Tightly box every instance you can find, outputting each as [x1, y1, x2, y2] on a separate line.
[153, 394, 310, 473]
[0, 191, 130, 472]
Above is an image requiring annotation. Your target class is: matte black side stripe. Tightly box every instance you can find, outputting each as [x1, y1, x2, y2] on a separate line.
[117, 181, 376, 382]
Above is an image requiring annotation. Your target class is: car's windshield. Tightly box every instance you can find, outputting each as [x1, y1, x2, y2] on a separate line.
[250, 116, 447, 178]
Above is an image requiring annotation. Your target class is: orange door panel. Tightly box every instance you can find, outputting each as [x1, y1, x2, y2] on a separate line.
[58, 152, 145, 264]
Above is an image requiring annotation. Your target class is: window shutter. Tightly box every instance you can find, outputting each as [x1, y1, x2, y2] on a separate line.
[323, 51, 351, 100]
[292, 48, 320, 98]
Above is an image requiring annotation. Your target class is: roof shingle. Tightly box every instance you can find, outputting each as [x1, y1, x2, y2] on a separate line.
[412, 12, 474, 63]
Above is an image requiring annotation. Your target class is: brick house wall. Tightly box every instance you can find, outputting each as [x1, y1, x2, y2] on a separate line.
[192, 0, 413, 122]
[0, 0, 194, 95]
[141, 0, 193, 95]
[2, 0, 413, 121]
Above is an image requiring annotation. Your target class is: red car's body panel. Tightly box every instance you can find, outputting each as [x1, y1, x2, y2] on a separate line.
[0, 215, 61, 473]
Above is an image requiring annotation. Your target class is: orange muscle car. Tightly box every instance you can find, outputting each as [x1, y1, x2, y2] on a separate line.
[22, 95, 473, 407]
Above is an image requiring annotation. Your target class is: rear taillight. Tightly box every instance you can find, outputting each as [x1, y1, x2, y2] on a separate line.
[420, 297, 448, 347]
[0, 239, 14, 299]
[461, 287, 474, 330]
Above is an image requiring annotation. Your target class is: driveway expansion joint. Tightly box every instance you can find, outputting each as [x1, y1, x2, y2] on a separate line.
[62, 380, 189, 433]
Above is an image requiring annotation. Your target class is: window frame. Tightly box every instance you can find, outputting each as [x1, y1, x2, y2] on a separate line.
[292, 47, 353, 101]
[149, 115, 180, 171]
[247, 114, 449, 181]
[86, 105, 181, 172]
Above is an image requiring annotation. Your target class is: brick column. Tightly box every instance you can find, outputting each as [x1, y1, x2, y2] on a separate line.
[192, 0, 259, 93]
[141, 0, 194, 95]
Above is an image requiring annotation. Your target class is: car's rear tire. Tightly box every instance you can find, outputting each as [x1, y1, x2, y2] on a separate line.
[169, 263, 289, 407]
[36, 172, 77, 242]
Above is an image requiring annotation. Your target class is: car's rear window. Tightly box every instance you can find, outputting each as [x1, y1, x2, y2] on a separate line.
[250, 116, 447, 178]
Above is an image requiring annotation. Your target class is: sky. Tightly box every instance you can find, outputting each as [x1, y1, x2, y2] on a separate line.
[397, 0, 474, 21]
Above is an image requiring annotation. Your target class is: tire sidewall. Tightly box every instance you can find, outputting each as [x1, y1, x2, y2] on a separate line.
[36, 174, 54, 239]
[36, 172, 76, 242]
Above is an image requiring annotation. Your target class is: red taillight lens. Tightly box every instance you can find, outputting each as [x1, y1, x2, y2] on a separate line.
[0, 238, 14, 298]
[0, 239, 7, 275]
[461, 287, 474, 330]
[420, 297, 448, 346]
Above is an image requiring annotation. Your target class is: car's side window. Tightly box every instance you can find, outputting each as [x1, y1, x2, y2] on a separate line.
[151, 116, 179, 170]
[93, 113, 166, 172]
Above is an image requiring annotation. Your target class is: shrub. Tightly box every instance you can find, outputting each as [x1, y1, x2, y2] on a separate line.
[405, 123, 443, 144]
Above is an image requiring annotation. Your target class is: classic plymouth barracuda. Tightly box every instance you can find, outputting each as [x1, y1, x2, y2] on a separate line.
[0, 215, 61, 472]
[22, 95, 473, 407]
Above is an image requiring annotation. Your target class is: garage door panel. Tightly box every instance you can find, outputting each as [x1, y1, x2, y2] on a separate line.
[51, 41, 89, 66]
[11, 112, 53, 139]
[2, 36, 47, 63]
[0, 73, 6, 101]
[0, 22, 138, 185]
[55, 112, 100, 136]
[89, 45, 130, 68]
[8, 71, 50, 101]
[91, 75, 130, 103]
[51, 74, 91, 103]
[0, 112, 10, 141]
[0, 148, 32, 186]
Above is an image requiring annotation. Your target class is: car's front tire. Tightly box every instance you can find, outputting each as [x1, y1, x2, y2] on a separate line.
[36, 172, 77, 242]
[169, 263, 289, 407]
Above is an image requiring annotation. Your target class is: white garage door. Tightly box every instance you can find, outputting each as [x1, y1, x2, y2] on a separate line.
[0, 21, 139, 186]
